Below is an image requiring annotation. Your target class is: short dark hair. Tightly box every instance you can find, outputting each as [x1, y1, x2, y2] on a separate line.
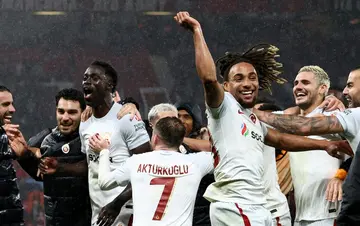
[55, 88, 86, 110]
[91, 61, 118, 93]
[0, 85, 11, 93]
[154, 117, 186, 149]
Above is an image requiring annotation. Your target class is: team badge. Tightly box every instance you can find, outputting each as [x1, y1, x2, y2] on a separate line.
[249, 113, 257, 123]
[62, 143, 70, 154]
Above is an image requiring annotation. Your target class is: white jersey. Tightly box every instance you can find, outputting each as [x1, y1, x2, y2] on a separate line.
[263, 145, 290, 218]
[80, 103, 150, 225]
[283, 108, 342, 221]
[98, 150, 214, 226]
[335, 108, 360, 151]
[204, 92, 268, 205]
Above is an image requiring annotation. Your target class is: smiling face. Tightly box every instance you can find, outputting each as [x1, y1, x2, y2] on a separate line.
[56, 98, 82, 135]
[293, 71, 327, 110]
[343, 69, 360, 108]
[0, 91, 15, 125]
[223, 62, 259, 108]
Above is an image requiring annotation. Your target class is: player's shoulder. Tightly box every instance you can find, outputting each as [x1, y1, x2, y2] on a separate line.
[186, 151, 212, 162]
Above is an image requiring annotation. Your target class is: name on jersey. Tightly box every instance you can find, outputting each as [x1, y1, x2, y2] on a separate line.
[137, 164, 189, 175]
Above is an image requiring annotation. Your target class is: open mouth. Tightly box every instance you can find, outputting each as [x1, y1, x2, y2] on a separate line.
[240, 91, 254, 99]
[3, 115, 12, 124]
[295, 92, 307, 98]
[83, 87, 93, 99]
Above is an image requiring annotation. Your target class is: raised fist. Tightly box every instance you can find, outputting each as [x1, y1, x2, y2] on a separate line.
[174, 11, 201, 32]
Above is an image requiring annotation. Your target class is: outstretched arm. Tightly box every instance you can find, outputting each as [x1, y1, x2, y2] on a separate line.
[265, 128, 353, 158]
[174, 11, 223, 108]
[254, 109, 344, 136]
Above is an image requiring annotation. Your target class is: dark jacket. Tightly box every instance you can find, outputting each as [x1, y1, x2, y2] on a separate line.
[337, 149, 360, 226]
[0, 126, 24, 225]
[20, 128, 91, 226]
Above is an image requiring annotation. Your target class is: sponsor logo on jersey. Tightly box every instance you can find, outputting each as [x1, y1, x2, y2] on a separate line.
[88, 153, 113, 163]
[251, 131, 263, 141]
[61, 143, 70, 154]
[343, 109, 352, 115]
[241, 123, 249, 136]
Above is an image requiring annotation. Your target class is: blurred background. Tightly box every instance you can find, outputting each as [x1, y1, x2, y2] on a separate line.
[0, 0, 359, 224]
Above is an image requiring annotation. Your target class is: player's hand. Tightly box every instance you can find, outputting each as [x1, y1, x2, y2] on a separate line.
[325, 140, 353, 159]
[319, 95, 346, 112]
[97, 200, 122, 226]
[9, 131, 28, 157]
[89, 134, 110, 153]
[326, 177, 343, 202]
[3, 124, 20, 139]
[117, 103, 142, 121]
[39, 157, 58, 175]
[174, 11, 201, 32]
[28, 147, 42, 159]
[81, 106, 93, 122]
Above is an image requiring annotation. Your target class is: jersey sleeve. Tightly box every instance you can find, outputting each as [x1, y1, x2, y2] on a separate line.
[206, 92, 231, 119]
[80, 130, 86, 154]
[98, 149, 131, 189]
[191, 152, 214, 176]
[335, 108, 360, 138]
[120, 115, 150, 151]
[260, 122, 269, 136]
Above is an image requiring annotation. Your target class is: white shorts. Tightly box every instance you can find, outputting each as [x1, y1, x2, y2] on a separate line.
[210, 202, 272, 226]
[273, 211, 292, 226]
[294, 218, 336, 226]
[92, 202, 133, 226]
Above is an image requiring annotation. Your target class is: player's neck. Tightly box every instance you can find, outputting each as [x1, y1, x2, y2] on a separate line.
[153, 144, 178, 152]
[299, 99, 323, 116]
[93, 96, 113, 118]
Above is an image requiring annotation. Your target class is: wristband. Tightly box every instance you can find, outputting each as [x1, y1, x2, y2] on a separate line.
[334, 169, 347, 181]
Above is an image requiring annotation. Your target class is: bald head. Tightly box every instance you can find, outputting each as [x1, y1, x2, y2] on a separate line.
[343, 68, 360, 108]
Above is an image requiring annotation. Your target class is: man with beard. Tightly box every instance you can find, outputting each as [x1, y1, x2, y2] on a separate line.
[174, 11, 353, 226]
[81, 61, 150, 226]
[0, 85, 26, 225]
[20, 88, 92, 226]
[253, 66, 360, 226]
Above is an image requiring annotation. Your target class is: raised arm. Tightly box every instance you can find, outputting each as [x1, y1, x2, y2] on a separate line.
[174, 11, 223, 108]
[265, 128, 353, 158]
[254, 108, 344, 136]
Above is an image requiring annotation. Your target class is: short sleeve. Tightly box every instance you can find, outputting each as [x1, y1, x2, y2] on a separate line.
[80, 130, 86, 154]
[190, 152, 214, 176]
[206, 92, 231, 119]
[335, 108, 360, 138]
[260, 122, 268, 136]
[120, 115, 150, 151]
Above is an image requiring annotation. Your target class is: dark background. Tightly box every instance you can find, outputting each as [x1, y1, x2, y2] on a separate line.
[0, 0, 359, 224]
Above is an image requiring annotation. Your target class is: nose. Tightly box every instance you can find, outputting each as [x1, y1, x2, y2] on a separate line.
[62, 112, 70, 121]
[343, 87, 348, 95]
[241, 78, 252, 89]
[9, 104, 15, 113]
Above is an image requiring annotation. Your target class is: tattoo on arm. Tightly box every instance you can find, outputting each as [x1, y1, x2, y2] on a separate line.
[266, 114, 344, 135]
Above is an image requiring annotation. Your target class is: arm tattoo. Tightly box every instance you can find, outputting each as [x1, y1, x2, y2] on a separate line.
[266, 114, 343, 135]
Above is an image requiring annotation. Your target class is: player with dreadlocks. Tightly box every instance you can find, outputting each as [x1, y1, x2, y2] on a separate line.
[174, 11, 353, 226]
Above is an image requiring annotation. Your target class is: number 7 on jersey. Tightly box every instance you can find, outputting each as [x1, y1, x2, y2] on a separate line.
[150, 177, 176, 221]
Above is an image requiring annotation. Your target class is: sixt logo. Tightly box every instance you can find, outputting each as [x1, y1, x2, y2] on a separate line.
[241, 123, 249, 136]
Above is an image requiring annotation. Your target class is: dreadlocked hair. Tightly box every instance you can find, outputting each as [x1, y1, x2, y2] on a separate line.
[216, 44, 287, 93]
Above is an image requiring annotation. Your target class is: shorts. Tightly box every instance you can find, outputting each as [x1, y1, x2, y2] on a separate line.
[273, 211, 292, 226]
[294, 219, 336, 226]
[210, 201, 272, 226]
